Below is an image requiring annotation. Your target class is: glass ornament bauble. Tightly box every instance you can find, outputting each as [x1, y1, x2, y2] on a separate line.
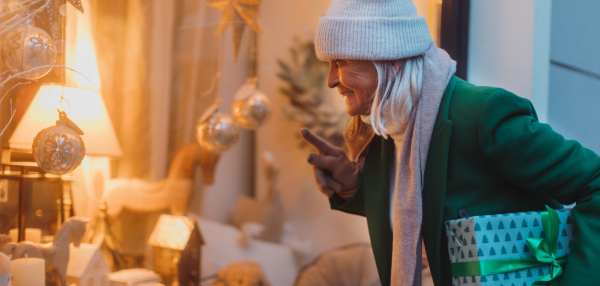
[196, 112, 240, 153]
[2, 25, 57, 79]
[231, 90, 271, 130]
[32, 111, 86, 175]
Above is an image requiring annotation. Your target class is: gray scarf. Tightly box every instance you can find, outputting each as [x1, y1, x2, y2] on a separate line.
[365, 42, 456, 285]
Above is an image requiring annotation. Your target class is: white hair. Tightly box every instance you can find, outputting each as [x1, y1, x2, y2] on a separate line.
[366, 56, 424, 138]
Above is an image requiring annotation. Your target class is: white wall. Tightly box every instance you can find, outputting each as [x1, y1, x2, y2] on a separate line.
[467, 0, 552, 122]
[547, 0, 600, 154]
[413, 0, 442, 44]
[200, 30, 253, 223]
[256, 0, 371, 262]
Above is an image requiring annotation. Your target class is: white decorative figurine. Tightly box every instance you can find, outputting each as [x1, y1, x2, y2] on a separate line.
[0, 253, 12, 286]
[66, 244, 110, 286]
[103, 142, 220, 217]
[1, 217, 89, 286]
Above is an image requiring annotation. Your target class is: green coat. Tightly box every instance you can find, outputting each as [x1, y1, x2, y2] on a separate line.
[330, 76, 600, 286]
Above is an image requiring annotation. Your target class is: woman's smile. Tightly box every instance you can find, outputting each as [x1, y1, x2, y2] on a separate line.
[327, 59, 378, 116]
[340, 89, 354, 98]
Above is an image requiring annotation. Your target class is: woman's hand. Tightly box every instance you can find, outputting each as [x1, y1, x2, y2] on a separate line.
[300, 128, 359, 200]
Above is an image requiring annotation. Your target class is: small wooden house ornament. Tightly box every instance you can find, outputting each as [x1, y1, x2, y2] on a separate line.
[148, 215, 204, 286]
[66, 243, 110, 286]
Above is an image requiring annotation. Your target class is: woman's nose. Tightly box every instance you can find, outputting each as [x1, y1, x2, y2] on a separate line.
[327, 64, 340, 88]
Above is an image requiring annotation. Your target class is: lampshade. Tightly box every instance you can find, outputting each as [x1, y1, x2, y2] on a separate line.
[9, 84, 123, 157]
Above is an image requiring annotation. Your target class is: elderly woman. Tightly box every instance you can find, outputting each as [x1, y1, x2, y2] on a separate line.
[300, 0, 600, 285]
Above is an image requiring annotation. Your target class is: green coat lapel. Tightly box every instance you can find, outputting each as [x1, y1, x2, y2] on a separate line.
[363, 135, 395, 286]
[422, 75, 456, 286]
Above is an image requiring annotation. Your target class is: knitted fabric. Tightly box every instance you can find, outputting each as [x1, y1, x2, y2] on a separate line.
[362, 43, 455, 285]
[315, 0, 432, 60]
[389, 43, 455, 285]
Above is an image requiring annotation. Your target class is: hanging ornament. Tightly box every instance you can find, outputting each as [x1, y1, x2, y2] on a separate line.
[1, 25, 57, 80]
[231, 77, 271, 130]
[206, 0, 262, 61]
[196, 99, 240, 153]
[33, 110, 86, 175]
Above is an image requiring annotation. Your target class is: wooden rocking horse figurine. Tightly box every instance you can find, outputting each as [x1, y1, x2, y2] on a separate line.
[1, 217, 89, 286]
[103, 142, 220, 217]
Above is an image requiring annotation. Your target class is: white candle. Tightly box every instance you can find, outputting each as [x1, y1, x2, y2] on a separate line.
[8, 228, 42, 243]
[24, 229, 41, 244]
[8, 229, 17, 243]
[11, 257, 44, 286]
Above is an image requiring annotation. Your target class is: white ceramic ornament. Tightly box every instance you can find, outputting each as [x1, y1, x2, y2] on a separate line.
[32, 111, 86, 175]
[231, 77, 271, 130]
[196, 111, 240, 153]
[1, 25, 57, 79]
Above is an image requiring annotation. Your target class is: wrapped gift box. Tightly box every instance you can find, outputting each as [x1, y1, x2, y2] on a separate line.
[445, 208, 574, 286]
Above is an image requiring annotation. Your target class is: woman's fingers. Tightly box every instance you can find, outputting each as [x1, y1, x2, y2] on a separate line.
[302, 129, 349, 199]
[322, 187, 336, 198]
[313, 167, 334, 197]
[300, 128, 341, 156]
[307, 153, 338, 171]
[314, 166, 344, 197]
[325, 176, 343, 192]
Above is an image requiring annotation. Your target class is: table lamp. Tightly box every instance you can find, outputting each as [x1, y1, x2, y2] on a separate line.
[8, 84, 122, 157]
[2, 84, 122, 242]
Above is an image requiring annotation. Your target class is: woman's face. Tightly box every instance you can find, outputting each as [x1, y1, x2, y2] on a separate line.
[327, 59, 378, 116]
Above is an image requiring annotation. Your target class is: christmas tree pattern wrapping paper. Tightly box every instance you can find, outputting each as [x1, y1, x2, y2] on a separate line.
[445, 208, 574, 286]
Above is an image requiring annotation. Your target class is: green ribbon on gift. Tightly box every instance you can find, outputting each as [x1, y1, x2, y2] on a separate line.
[451, 206, 568, 286]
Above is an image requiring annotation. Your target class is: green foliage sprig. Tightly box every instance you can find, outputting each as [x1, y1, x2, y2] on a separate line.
[277, 38, 347, 149]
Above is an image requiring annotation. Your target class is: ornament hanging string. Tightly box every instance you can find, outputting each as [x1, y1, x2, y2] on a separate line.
[199, 31, 223, 100]
[0, 66, 91, 139]
[59, 84, 71, 109]
[192, 16, 224, 125]
[250, 29, 258, 78]
[181, 1, 225, 144]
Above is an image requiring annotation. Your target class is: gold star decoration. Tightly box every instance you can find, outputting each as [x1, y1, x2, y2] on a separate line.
[206, 0, 262, 61]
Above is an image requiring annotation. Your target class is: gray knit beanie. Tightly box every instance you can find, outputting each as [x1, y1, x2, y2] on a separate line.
[315, 0, 432, 61]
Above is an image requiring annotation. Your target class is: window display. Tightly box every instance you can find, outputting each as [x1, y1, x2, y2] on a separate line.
[1, 0, 598, 286]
